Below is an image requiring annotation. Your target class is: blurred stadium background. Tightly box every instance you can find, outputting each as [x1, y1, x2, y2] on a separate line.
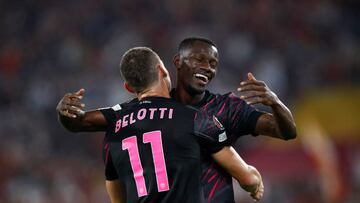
[0, 0, 359, 202]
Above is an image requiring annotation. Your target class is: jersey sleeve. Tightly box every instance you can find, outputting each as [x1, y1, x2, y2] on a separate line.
[193, 109, 228, 153]
[99, 104, 122, 125]
[103, 143, 119, 180]
[227, 93, 264, 136]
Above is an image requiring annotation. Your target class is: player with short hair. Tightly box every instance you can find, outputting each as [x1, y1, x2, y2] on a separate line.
[57, 36, 296, 202]
[57, 47, 264, 203]
[117, 38, 297, 202]
[170, 37, 297, 202]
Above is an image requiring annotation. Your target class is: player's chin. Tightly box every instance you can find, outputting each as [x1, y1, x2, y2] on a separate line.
[188, 84, 207, 95]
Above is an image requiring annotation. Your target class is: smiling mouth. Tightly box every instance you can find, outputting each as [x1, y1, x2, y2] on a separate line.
[194, 73, 209, 84]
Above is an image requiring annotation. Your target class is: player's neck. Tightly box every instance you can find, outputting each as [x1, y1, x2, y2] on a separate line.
[173, 86, 205, 105]
[138, 84, 170, 101]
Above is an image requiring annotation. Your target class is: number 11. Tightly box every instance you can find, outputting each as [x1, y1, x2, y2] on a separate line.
[122, 130, 170, 197]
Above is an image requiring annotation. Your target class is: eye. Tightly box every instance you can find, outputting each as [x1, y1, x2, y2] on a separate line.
[210, 60, 218, 68]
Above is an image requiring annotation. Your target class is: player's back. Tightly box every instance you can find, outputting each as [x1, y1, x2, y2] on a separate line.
[103, 97, 206, 203]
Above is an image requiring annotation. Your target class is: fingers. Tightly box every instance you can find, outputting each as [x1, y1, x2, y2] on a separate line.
[239, 80, 265, 87]
[250, 182, 264, 201]
[57, 88, 86, 118]
[251, 189, 264, 201]
[238, 84, 265, 92]
[239, 73, 265, 88]
[247, 72, 256, 81]
[238, 84, 267, 105]
[240, 91, 264, 100]
[59, 109, 77, 118]
[58, 104, 84, 118]
[63, 97, 85, 108]
[60, 104, 83, 113]
[243, 96, 266, 105]
[74, 88, 85, 96]
[238, 75, 269, 106]
[256, 184, 264, 200]
[240, 92, 275, 106]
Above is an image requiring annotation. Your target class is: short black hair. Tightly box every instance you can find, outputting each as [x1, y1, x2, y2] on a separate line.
[178, 37, 217, 52]
[120, 47, 160, 93]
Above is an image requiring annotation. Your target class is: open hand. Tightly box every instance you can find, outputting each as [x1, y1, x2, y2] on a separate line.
[237, 73, 279, 106]
[56, 88, 86, 118]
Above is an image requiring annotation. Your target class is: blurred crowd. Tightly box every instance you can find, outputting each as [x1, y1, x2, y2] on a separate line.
[0, 0, 359, 202]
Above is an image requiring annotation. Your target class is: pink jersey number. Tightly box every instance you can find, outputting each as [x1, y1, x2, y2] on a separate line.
[122, 131, 169, 197]
[143, 131, 170, 192]
[122, 136, 148, 197]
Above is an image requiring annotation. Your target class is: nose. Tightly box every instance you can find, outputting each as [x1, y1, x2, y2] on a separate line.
[198, 62, 216, 75]
[199, 62, 211, 70]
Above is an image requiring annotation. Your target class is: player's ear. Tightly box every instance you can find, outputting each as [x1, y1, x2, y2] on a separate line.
[124, 82, 135, 94]
[157, 63, 168, 78]
[173, 54, 181, 69]
[157, 63, 172, 91]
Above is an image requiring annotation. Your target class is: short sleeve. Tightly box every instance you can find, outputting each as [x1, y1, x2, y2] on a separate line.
[103, 143, 119, 180]
[227, 94, 264, 136]
[194, 110, 228, 153]
[99, 104, 122, 124]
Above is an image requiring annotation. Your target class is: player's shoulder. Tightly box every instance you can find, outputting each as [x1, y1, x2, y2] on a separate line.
[207, 91, 242, 103]
[120, 97, 138, 109]
[120, 96, 195, 114]
[97, 98, 136, 114]
[97, 104, 120, 112]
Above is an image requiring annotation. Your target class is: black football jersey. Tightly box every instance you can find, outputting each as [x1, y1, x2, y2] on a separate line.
[119, 90, 264, 203]
[179, 90, 263, 203]
[101, 96, 227, 203]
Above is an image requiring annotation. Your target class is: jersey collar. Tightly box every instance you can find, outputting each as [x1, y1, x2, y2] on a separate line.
[170, 88, 212, 108]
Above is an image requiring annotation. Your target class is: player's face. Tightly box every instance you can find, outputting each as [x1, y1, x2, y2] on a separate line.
[176, 41, 219, 95]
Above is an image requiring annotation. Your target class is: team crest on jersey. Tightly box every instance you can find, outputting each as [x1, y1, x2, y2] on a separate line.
[212, 116, 227, 142]
[212, 116, 225, 130]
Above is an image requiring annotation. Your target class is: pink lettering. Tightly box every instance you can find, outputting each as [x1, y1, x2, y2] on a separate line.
[123, 115, 129, 127]
[159, 108, 166, 119]
[122, 136, 148, 197]
[149, 108, 157, 119]
[115, 119, 121, 133]
[168, 108, 173, 119]
[129, 113, 136, 125]
[143, 131, 170, 192]
[137, 108, 146, 120]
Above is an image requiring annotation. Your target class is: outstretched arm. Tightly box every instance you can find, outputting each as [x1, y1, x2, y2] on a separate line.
[238, 73, 297, 140]
[56, 88, 108, 132]
[212, 146, 264, 201]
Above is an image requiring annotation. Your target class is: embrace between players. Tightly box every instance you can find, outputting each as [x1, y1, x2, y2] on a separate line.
[56, 37, 297, 203]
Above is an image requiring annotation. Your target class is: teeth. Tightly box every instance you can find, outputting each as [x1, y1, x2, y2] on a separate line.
[194, 73, 209, 82]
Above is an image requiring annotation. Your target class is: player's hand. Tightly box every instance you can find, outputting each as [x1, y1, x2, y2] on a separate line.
[56, 88, 86, 118]
[237, 72, 279, 106]
[250, 179, 264, 201]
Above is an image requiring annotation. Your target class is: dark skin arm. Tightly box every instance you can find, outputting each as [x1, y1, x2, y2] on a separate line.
[212, 146, 264, 201]
[106, 180, 126, 203]
[238, 73, 297, 140]
[56, 88, 108, 132]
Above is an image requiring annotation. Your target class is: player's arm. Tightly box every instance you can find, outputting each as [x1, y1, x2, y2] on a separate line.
[106, 180, 126, 203]
[195, 112, 264, 201]
[212, 146, 264, 201]
[56, 88, 108, 132]
[104, 143, 126, 203]
[238, 73, 297, 140]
